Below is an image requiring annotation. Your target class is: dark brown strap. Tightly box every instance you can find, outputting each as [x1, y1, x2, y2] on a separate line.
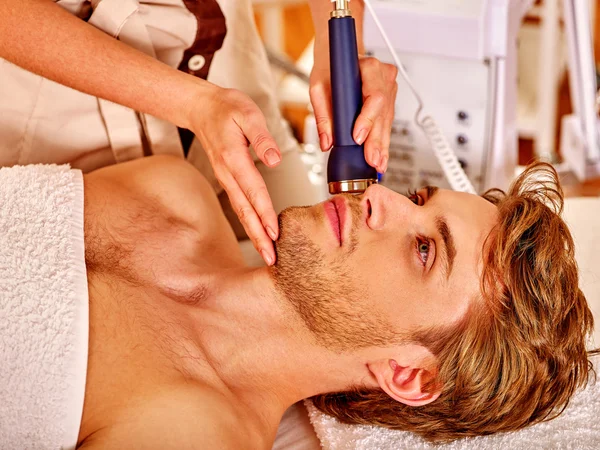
[178, 0, 227, 155]
[178, 0, 227, 80]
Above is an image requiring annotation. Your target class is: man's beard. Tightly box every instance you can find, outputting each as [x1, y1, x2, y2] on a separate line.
[270, 196, 404, 352]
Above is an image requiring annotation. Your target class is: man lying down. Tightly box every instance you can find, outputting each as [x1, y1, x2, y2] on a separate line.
[77, 155, 595, 447]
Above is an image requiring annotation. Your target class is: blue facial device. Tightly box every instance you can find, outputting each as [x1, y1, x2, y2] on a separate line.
[327, 0, 378, 195]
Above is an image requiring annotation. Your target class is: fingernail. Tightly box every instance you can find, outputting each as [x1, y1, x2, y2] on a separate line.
[266, 226, 278, 241]
[371, 150, 381, 168]
[319, 133, 330, 151]
[261, 249, 274, 266]
[380, 155, 389, 173]
[264, 148, 281, 167]
[355, 129, 367, 145]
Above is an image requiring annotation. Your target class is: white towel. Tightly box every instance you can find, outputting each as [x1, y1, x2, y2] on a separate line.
[306, 356, 600, 449]
[0, 165, 89, 449]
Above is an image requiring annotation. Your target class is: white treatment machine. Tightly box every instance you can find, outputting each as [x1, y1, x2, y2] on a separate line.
[362, 0, 535, 193]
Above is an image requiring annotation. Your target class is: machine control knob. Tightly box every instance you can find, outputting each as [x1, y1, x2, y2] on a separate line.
[457, 134, 468, 146]
[457, 111, 469, 121]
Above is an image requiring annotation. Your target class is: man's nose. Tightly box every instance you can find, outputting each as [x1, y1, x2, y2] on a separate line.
[362, 184, 416, 231]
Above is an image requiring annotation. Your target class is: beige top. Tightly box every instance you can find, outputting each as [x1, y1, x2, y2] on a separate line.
[0, 0, 298, 179]
[0, 0, 202, 172]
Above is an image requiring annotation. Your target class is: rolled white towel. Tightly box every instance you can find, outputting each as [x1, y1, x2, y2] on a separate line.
[0, 165, 88, 449]
[306, 358, 600, 449]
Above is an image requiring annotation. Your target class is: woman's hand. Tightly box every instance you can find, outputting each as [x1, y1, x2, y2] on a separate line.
[189, 85, 281, 266]
[309, 56, 398, 174]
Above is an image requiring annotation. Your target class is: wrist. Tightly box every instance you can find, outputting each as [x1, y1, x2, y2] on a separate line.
[180, 76, 218, 131]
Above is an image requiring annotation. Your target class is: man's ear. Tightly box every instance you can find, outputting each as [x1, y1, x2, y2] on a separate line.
[368, 357, 441, 407]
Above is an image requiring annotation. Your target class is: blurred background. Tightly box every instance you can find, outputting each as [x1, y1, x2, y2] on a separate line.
[251, 0, 600, 197]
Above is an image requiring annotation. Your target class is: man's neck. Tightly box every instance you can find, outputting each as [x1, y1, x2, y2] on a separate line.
[177, 266, 368, 432]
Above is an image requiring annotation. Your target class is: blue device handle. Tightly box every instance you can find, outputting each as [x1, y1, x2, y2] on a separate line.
[327, 17, 377, 184]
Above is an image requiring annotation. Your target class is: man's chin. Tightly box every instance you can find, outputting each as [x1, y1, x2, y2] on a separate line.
[275, 207, 314, 267]
[274, 205, 314, 265]
[271, 201, 405, 352]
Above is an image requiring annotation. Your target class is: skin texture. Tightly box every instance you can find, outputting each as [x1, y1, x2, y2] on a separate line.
[77, 155, 497, 449]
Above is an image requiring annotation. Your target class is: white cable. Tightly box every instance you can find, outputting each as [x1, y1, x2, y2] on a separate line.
[362, 0, 477, 194]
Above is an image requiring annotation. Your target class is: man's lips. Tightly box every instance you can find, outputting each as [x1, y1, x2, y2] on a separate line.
[324, 197, 347, 246]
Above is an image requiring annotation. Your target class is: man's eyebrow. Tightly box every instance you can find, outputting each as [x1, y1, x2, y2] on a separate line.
[436, 216, 456, 281]
[425, 186, 439, 199]
[421, 186, 455, 279]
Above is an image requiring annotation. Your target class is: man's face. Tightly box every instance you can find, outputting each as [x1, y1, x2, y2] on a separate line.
[272, 184, 498, 351]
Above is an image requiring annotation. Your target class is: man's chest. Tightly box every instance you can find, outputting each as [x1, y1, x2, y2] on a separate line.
[84, 173, 245, 287]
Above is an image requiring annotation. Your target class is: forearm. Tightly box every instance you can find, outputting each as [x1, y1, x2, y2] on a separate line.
[309, 0, 365, 66]
[0, 0, 209, 130]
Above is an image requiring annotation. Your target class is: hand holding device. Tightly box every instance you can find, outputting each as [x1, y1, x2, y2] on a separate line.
[309, 0, 398, 192]
[326, 0, 388, 194]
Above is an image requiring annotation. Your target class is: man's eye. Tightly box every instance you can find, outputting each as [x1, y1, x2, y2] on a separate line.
[418, 239, 430, 266]
[406, 189, 423, 206]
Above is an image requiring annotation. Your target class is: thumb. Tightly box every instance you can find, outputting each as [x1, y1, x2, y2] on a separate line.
[309, 82, 333, 152]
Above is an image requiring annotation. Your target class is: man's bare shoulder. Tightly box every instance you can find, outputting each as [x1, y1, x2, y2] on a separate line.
[78, 384, 265, 450]
[85, 155, 224, 225]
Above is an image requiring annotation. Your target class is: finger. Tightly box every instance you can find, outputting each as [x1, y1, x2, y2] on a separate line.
[381, 82, 398, 173]
[355, 92, 386, 148]
[309, 82, 333, 152]
[235, 106, 282, 169]
[216, 167, 277, 266]
[223, 149, 279, 239]
[364, 119, 385, 172]
[385, 63, 399, 85]
[354, 57, 386, 145]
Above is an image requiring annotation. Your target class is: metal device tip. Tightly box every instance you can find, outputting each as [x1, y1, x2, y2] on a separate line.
[331, 0, 351, 17]
[328, 179, 377, 195]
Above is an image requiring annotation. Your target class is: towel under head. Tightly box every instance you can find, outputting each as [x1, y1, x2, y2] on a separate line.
[306, 356, 600, 449]
[0, 165, 89, 450]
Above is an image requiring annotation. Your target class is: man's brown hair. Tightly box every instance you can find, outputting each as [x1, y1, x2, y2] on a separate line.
[312, 162, 598, 442]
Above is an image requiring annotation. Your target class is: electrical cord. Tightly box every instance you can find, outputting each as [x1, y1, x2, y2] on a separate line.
[362, 0, 477, 194]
